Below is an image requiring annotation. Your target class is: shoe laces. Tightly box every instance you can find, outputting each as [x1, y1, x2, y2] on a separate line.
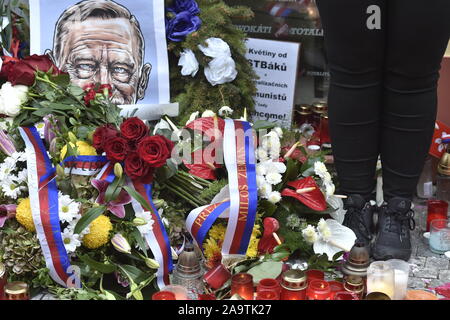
[385, 207, 415, 241]
[345, 203, 373, 241]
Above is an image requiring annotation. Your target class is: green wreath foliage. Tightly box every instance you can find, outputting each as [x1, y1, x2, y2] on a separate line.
[166, 0, 258, 124]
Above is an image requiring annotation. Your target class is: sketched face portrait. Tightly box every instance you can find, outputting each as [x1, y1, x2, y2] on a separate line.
[50, 0, 152, 105]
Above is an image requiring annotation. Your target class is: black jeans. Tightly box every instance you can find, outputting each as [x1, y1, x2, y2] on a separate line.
[316, 0, 450, 201]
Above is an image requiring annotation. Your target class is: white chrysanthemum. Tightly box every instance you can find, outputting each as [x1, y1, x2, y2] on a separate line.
[16, 169, 28, 184]
[202, 110, 216, 118]
[1, 177, 23, 199]
[58, 193, 81, 224]
[268, 191, 282, 204]
[273, 127, 283, 139]
[265, 172, 282, 185]
[10, 152, 27, 163]
[302, 225, 319, 244]
[256, 163, 268, 176]
[0, 161, 15, 180]
[263, 160, 286, 174]
[36, 122, 46, 138]
[135, 211, 155, 235]
[186, 111, 200, 126]
[258, 182, 272, 199]
[62, 228, 81, 253]
[218, 106, 233, 117]
[324, 181, 336, 198]
[314, 161, 332, 183]
[317, 218, 332, 241]
[256, 175, 266, 188]
[256, 147, 269, 161]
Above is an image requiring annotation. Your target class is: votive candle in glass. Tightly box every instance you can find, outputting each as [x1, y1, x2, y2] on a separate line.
[429, 219, 450, 254]
[343, 276, 365, 299]
[231, 273, 254, 300]
[328, 280, 345, 300]
[333, 291, 360, 300]
[386, 259, 410, 300]
[306, 280, 331, 300]
[161, 285, 189, 300]
[256, 290, 280, 300]
[152, 291, 176, 300]
[203, 263, 232, 290]
[366, 261, 395, 299]
[4, 282, 29, 300]
[306, 269, 325, 284]
[280, 270, 308, 300]
[257, 278, 281, 294]
[426, 200, 448, 232]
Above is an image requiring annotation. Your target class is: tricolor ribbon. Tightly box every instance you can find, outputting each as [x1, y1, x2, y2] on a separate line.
[62, 155, 108, 176]
[128, 180, 173, 289]
[186, 119, 258, 256]
[19, 127, 80, 288]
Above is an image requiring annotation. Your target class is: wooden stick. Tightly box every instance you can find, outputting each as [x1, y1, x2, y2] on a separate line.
[296, 187, 316, 194]
[272, 233, 282, 246]
[334, 195, 348, 199]
[206, 162, 216, 170]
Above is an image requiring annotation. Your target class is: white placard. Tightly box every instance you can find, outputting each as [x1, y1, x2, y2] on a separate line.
[246, 38, 300, 128]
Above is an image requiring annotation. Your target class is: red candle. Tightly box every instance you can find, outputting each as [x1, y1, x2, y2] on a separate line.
[279, 270, 308, 300]
[306, 280, 331, 300]
[152, 291, 176, 300]
[231, 273, 254, 300]
[333, 291, 360, 300]
[257, 278, 281, 294]
[203, 264, 232, 290]
[328, 280, 345, 299]
[198, 293, 216, 300]
[427, 200, 449, 232]
[319, 114, 331, 147]
[306, 269, 325, 284]
[256, 290, 280, 300]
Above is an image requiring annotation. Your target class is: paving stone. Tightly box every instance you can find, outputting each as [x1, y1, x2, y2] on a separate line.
[408, 277, 429, 289]
[426, 257, 449, 270]
[411, 267, 439, 279]
[439, 270, 450, 283]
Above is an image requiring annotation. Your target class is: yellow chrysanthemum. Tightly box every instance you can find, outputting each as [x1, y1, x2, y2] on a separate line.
[15, 198, 35, 232]
[204, 238, 221, 262]
[60, 141, 97, 161]
[246, 224, 261, 257]
[82, 215, 113, 249]
[208, 224, 227, 241]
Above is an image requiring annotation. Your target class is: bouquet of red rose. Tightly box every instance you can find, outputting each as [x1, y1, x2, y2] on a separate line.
[93, 117, 175, 184]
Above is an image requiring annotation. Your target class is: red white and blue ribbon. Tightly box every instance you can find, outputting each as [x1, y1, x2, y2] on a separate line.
[62, 155, 108, 176]
[128, 180, 173, 289]
[186, 119, 258, 256]
[19, 127, 80, 288]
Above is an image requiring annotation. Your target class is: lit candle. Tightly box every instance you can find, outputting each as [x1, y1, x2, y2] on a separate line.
[203, 264, 232, 290]
[306, 269, 325, 284]
[160, 285, 189, 300]
[366, 261, 395, 299]
[231, 273, 254, 300]
[256, 290, 280, 300]
[328, 280, 345, 300]
[387, 259, 410, 300]
[306, 280, 331, 300]
[152, 291, 176, 300]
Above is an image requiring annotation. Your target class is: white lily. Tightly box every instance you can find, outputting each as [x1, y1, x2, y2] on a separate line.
[313, 219, 356, 261]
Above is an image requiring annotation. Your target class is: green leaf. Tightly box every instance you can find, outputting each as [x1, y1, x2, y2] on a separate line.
[247, 261, 283, 284]
[252, 120, 277, 131]
[105, 175, 124, 203]
[259, 199, 277, 217]
[77, 254, 117, 274]
[123, 186, 151, 212]
[74, 206, 106, 234]
[131, 228, 148, 257]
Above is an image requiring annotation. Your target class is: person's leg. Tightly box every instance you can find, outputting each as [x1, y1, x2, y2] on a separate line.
[381, 0, 450, 201]
[373, 0, 450, 261]
[316, 0, 386, 246]
[316, 0, 386, 201]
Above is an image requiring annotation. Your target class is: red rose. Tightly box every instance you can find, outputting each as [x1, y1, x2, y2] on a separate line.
[125, 152, 154, 183]
[93, 124, 120, 152]
[104, 136, 128, 163]
[120, 117, 149, 142]
[137, 135, 174, 168]
[8, 54, 62, 86]
[84, 89, 97, 106]
[0, 60, 15, 80]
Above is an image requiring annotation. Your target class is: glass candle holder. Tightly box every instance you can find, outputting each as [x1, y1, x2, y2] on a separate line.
[306, 269, 325, 284]
[231, 273, 254, 300]
[333, 291, 360, 300]
[4, 282, 29, 300]
[256, 290, 280, 300]
[198, 293, 216, 300]
[152, 291, 176, 300]
[328, 281, 345, 300]
[343, 276, 365, 299]
[426, 200, 448, 232]
[429, 219, 450, 254]
[319, 114, 331, 148]
[280, 270, 308, 300]
[161, 285, 189, 300]
[306, 280, 331, 300]
[203, 264, 232, 290]
[386, 259, 410, 300]
[366, 261, 395, 299]
[257, 278, 281, 294]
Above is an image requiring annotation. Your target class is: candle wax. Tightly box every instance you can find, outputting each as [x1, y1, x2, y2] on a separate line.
[393, 270, 408, 300]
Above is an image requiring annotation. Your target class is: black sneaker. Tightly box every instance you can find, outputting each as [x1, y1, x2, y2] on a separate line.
[343, 194, 376, 247]
[372, 197, 416, 261]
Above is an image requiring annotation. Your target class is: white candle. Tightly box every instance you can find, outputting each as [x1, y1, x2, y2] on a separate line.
[367, 261, 395, 299]
[393, 269, 408, 300]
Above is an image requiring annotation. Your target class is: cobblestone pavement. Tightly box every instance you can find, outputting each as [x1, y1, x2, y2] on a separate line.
[407, 199, 450, 291]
